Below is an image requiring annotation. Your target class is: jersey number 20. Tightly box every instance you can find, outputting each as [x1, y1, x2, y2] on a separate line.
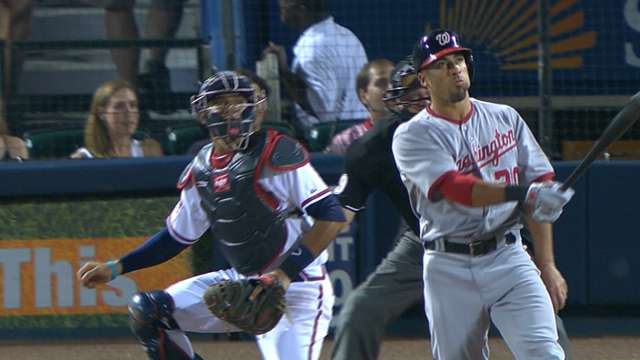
[495, 167, 520, 185]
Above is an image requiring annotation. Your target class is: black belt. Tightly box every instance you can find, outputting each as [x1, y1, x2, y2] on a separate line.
[424, 233, 517, 256]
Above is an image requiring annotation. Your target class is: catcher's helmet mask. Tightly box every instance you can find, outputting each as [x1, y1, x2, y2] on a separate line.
[412, 29, 474, 79]
[383, 59, 430, 114]
[191, 71, 266, 150]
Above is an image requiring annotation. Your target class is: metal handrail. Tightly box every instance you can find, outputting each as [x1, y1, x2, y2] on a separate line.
[11, 38, 203, 50]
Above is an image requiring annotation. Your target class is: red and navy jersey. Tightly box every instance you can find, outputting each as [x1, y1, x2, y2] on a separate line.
[167, 130, 333, 271]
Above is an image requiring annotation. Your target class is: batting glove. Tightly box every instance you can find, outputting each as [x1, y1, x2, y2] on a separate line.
[526, 182, 575, 223]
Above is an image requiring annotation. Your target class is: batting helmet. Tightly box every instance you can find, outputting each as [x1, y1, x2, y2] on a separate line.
[412, 29, 473, 78]
[190, 71, 264, 150]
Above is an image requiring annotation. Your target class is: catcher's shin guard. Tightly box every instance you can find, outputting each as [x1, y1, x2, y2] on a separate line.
[128, 290, 193, 360]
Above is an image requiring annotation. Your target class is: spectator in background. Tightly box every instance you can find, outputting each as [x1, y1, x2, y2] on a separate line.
[0, 111, 27, 161]
[71, 79, 163, 158]
[187, 69, 270, 155]
[325, 58, 394, 155]
[1, 0, 33, 97]
[100, 0, 185, 93]
[263, 0, 368, 133]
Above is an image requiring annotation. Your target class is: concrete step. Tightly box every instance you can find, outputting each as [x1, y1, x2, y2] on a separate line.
[15, 2, 201, 95]
[30, 4, 199, 42]
[18, 65, 199, 94]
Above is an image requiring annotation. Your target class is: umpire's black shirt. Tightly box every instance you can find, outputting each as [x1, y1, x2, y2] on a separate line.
[338, 113, 420, 235]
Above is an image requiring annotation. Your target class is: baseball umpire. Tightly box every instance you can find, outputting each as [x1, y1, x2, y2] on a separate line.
[331, 59, 430, 360]
[393, 29, 574, 359]
[77, 70, 347, 360]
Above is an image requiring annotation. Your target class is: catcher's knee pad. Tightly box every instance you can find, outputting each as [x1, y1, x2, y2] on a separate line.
[128, 290, 190, 360]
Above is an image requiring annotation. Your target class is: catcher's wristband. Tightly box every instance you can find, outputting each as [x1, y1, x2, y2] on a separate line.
[106, 260, 119, 281]
[505, 185, 529, 202]
[279, 245, 315, 280]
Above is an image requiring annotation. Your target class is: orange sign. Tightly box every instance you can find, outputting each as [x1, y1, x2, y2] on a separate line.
[0, 237, 192, 316]
[427, 0, 597, 70]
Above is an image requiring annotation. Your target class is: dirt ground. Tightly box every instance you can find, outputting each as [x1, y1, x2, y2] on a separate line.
[3, 336, 640, 359]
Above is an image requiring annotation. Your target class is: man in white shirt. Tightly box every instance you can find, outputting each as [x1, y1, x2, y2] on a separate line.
[263, 0, 369, 132]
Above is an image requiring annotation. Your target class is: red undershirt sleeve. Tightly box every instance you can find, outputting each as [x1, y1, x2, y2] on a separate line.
[430, 170, 480, 206]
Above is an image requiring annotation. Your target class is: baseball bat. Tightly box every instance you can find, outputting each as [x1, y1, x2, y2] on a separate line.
[560, 91, 640, 190]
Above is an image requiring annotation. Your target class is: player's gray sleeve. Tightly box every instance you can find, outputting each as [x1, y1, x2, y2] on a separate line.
[513, 110, 555, 185]
[392, 122, 458, 200]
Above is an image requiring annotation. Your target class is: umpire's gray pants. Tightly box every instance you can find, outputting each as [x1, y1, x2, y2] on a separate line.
[331, 229, 425, 360]
[331, 229, 573, 360]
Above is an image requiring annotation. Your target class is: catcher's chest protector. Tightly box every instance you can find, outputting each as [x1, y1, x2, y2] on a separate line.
[192, 132, 287, 275]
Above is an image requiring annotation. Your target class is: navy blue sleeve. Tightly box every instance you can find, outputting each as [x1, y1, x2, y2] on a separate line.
[337, 154, 372, 212]
[119, 228, 190, 274]
[305, 194, 347, 221]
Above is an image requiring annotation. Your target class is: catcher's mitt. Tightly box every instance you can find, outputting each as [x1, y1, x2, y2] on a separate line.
[203, 275, 286, 335]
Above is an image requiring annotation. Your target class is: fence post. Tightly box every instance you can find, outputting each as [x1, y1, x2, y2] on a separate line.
[538, 0, 554, 156]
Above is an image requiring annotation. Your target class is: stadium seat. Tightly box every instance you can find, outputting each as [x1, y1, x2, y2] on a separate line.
[165, 122, 296, 155]
[261, 121, 295, 137]
[23, 128, 85, 159]
[304, 119, 364, 152]
[165, 124, 207, 155]
[23, 128, 152, 159]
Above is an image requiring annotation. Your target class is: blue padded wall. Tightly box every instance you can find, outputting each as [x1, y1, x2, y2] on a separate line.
[554, 162, 590, 305]
[587, 162, 640, 304]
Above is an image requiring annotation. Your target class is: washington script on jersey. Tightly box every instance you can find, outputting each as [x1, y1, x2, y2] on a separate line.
[456, 128, 517, 171]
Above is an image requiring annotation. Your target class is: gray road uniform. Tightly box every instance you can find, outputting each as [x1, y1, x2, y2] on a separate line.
[392, 98, 565, 360]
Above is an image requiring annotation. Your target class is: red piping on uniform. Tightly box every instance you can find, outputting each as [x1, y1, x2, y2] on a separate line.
[177, 168, 193, 190]
[301, 188, 331, 209]
[307, 284, 324, 360]
[300, 265, 327, 282]
[266, 134, 310, 172]
[426, 102, 474, 125]
[254, 130, 280, 210]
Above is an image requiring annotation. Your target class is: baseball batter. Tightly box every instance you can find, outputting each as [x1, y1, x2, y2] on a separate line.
[77, 71, 347, 360]
[392, 30, 574, 359]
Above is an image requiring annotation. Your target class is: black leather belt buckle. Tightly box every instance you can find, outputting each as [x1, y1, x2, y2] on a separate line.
[468, 239, 487, 256]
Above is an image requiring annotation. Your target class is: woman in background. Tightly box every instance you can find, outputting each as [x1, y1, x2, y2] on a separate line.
[71, 80, 163, 158]
[0, 110, 28, 161]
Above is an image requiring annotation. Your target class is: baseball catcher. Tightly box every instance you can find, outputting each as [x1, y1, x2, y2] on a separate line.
[77, 70, 347, 360]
